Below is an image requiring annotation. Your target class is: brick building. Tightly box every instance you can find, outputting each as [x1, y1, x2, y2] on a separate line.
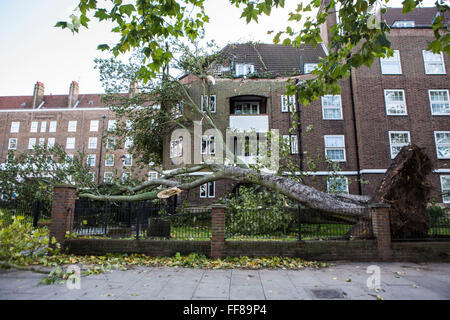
[0, 7, 448, 206]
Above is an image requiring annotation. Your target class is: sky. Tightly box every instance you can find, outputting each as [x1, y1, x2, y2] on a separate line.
[0, 0, 438, 96]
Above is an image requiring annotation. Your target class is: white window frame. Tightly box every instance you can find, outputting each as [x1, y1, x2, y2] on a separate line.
[324, 135, 346, 162]
[428, 89, 450, 115]
[422, 50, 446, 75]
[304, 63, 319, 74]
[290, 135, 298, 154]
[281, 95, 296, 113]
[201, 135, 215, 155]
[8, 138, 17, 150]
[209, 95, 216, 113]
[384, 89, 407, 115]
[30, 121, 38, 133]
[88, 137, 98, 149]
[66, 137, 76, 149]
[392, 20, 415, 28]
[87, 154, 96, 167]
[28, 138, 36, 150]
[47, 138, 55, 148]
[68, 121, 77, 132]
[170, 138, 183, 158]
[200, 181, 215, 198]
[126, 120, 133, 130]
[434, 131, 450, 159]
[90, 120, 99, 132]
[106, 137, 115, 149]
[10, 122, 20, 133]
[104, 172, 113, 183]
[234, 102, 260, 115]
[108, 120, 116, 130]
[38, 138, 45, 147]
[235, 63, 254, 76]
[49, 121, 57, 133]
[148, 171, 158, 180]
[440, 175, 450, 203]
[389, 131, 410, 159]
[125, 137, 133, 149]
[66, 154, 74, 162]
[327, 177, 349, 194]
[40, 121, 47, 133]
[380, 50, 402, 75]
[321, 95, 343, 120]
[105, 154, 114, 166]
[123, 154, 132, 166]
[122, 172, 130, 182]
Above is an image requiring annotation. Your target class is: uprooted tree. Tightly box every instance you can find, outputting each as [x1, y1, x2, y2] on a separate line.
[51, 0, 448, 237]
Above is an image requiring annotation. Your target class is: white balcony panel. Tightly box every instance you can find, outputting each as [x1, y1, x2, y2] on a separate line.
[229, 115, 269, 133]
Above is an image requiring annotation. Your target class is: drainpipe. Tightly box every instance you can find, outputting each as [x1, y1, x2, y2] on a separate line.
[349, 67, 362, 195]
[97, 114, 106, 185]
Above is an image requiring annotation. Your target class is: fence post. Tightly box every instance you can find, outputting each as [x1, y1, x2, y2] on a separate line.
[32, 200, 40, 228]
[50, 185, 77, 244]
[370, 203, 392, 261]
[211, 204, 226, 259]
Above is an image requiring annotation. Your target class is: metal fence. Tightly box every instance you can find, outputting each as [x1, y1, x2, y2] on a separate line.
[0, 200, 41, 227]
[72, 199, 211, 240]
[225, 206, 373, 241]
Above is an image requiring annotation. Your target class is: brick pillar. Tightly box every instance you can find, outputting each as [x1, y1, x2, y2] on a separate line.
[370, 203, 392, 261]
[50, 185, 77, 244]
[211, 204, 226, 259]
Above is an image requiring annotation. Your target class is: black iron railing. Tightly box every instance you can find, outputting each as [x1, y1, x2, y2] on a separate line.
[72, 199, 211, 240]
[0, 200, 41, 227]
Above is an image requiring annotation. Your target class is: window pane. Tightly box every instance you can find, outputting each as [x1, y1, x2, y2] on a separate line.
[325, 136, 344, 147]
[326, 149, 345, 160]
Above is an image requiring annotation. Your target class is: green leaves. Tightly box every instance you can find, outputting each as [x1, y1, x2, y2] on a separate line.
[402, 0, 418, 14]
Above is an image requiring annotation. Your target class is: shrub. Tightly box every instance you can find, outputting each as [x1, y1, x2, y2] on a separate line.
[0, 213, 58, 265]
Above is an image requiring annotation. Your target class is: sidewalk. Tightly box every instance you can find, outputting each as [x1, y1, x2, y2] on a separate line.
[0, 262, 449, 300]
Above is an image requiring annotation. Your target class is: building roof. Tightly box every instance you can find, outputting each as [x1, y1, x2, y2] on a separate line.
[220, 43, 326, 77]
[382, 7, 448, 27]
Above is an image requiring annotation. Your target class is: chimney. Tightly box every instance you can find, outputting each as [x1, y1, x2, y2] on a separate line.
[32, 81, 45, 109]
[129, 81, 138, 98]
[319, 0, 337, 48]
[68, 81, 79, 108]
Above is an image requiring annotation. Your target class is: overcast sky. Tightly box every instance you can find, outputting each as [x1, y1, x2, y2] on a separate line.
[0, 0, 437, 96]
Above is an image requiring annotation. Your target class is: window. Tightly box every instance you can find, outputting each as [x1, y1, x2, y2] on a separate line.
[281, 95, 296, 113]
[282, 135, 298, 154]
[66, 137, 76, 149]
[304, 63, 319, 73]
[105, 154, 114, 166]
[28, 138, 36, 150]
[38, 138, 45, 147]
[40, 121, 47, 133]
[47, 138, 55, 148]
[125, 137, 133, 149]
[201, 95, 216, 113]
[322, 95, 343, 119]
[87, 154, 96, 167]
[88, 137, 97, 149]
[104, 172, 113, 183]
[49, 121, 57, 133]
[126, 120, 133, 130]
[106, 137, 115, 149]
[441, 176, 450, 203]
[389, 131, 410, 159]
[148, 171, 158, 180]
[90, 120, 99, 132]
[68, 121, 77, 132]
[10, 122, 20, 133]
[66, 154, 74, 162]
[122, 154, 132, 166]
[324, 135, 346, 161]
[200, 182, 215, 198]
[392, 20, 415, 27]
[30, 121, 38, 133]
[201, 135, 215, 155]
[170, 138, 183, 158]
[235, 63, 254, 76]
[435, 132, 450, 159]
[384, 90, 407, 115]
[108, 120, 116, 130]
[429, 90, 450, 115]
[423, 51, 446, 75]
[8, 138, 17, 150]
[122, 172, 130, 182]
[380, 50, 402, 74]
[327, 177, 349, 194]
[234, 102, 260, 115]
[172, 103, 183, 118]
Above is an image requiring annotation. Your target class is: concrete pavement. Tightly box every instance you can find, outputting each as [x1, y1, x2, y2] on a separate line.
[0, 262, 449, 300]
